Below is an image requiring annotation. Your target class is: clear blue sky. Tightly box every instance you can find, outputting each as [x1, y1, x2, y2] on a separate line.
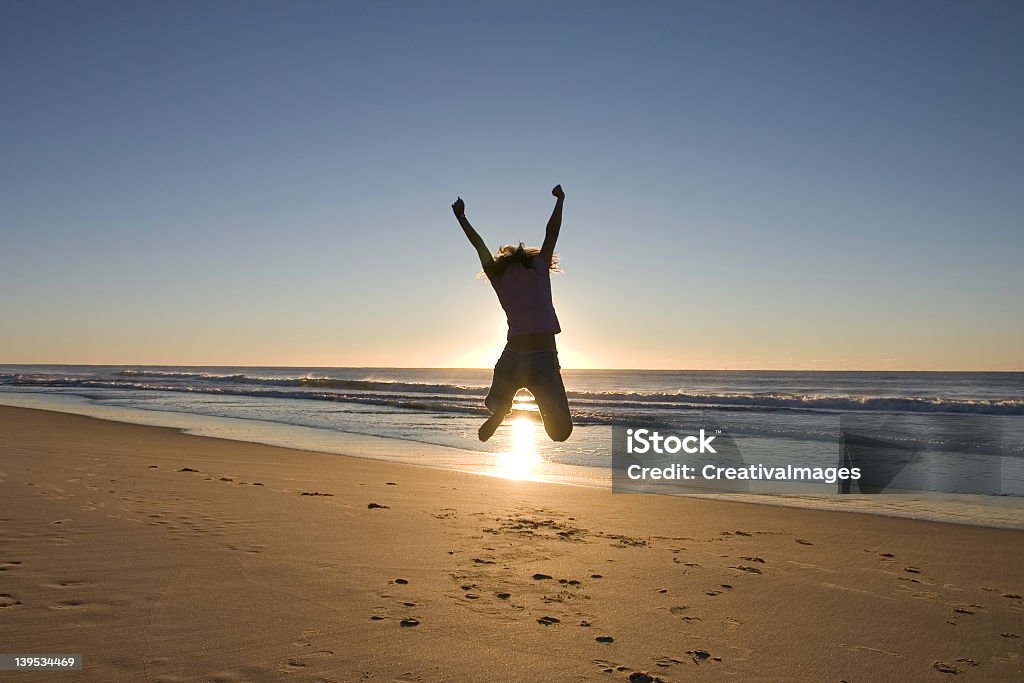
[2, 1, 1021, 369]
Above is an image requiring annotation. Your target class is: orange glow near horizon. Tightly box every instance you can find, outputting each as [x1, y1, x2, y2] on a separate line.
[444, 334, 599, 370]
[3, 331, 1021, 372]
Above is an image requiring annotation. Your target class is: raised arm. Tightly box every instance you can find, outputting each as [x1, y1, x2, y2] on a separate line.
[539, 184, 564, 266]
[452, 197, 493, 270]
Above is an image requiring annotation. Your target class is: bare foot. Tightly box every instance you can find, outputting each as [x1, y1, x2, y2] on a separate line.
[478, 413, 504, 442]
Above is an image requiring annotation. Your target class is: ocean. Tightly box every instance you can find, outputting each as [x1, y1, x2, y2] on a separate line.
[2, 365, 1022, 524]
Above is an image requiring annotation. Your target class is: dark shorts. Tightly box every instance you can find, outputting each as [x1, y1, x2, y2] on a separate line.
[485, 348, 571, 424]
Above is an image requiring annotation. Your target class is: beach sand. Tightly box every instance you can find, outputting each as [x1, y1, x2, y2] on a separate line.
[0, 405, 1021, 682]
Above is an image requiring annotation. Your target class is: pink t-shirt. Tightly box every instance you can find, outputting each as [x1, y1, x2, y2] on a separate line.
[489, 257, 561, 339]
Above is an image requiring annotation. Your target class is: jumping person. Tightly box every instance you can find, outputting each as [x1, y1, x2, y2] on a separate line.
[452, 185, 573, 443]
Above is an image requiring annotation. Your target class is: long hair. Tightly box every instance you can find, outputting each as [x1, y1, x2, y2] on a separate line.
[480, 243, 560, 280]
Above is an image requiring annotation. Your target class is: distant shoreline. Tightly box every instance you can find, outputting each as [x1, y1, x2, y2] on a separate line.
[3, 363, 1023, 372]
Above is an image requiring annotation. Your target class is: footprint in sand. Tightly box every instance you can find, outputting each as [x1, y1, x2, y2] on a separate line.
[0, 594, 22, 608]
[537, 616, 560, 626]
[592, 658, 623, 674]
[595, 636, 614, 644]
[932, 661, 962, 675]
[50, 599, 87, 609]
[653, 656, 683, 667]
[283, 649, 335, 671]
[687, 649, 721, 664]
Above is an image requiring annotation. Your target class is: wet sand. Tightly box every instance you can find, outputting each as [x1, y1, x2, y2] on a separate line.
[1, 405, 1021, 681]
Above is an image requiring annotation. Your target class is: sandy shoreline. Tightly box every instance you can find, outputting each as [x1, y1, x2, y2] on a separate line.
[1, 405, 1021, 681]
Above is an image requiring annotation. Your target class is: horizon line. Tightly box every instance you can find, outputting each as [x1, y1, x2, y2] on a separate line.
[1, 362, 1021, 373]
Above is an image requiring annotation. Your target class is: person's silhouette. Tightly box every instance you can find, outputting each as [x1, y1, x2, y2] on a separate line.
[453, 185, 573, 442]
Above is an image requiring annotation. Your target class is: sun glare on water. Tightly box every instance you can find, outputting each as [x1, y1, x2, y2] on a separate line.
[493, 417, 541, 480]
